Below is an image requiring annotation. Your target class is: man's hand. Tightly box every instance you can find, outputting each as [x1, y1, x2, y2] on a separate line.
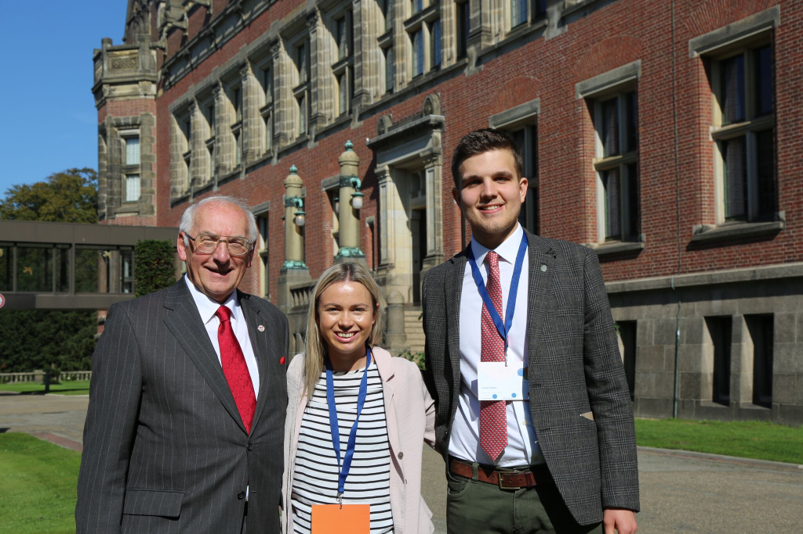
[603, 508, 637, 534]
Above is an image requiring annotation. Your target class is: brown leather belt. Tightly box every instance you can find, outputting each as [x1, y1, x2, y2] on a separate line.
[449, 457, 553, 490]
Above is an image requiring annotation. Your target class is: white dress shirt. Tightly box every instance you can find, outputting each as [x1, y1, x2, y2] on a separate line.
[185, 275, 260, 398]
[449, 224, 544, 467]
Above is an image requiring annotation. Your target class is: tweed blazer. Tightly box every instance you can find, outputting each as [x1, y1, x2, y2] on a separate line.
[76, 280, 289, 534]
[421, 229, 639, 526]
[281, 346, 436, 534]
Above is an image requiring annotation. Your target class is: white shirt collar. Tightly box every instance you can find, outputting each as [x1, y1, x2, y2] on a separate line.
[184, 274, 240, 325]
[469, 223, 524, 266]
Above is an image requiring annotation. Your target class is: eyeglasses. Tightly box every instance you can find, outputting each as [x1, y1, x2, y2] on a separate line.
[185, 232, 253, 256]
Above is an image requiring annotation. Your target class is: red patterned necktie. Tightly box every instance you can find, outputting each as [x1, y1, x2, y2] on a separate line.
[480, 251, 508, 462]
[216, 305, 256, 434]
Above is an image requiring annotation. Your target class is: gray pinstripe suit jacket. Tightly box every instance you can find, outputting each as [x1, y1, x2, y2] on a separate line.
[76, 280, 288, 534]
[422, 229, 639, 526]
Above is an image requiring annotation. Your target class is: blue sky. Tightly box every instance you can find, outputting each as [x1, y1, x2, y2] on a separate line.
[0, 1, 128, 197]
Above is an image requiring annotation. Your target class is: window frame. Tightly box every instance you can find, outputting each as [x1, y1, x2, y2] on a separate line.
[591, 86, 640, 244]
[709, 37, 776, 225]
[119, 130, 141, 203]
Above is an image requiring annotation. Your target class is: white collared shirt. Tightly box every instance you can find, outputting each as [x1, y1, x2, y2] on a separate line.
[449, 224, 544, 467]
[184, 275, 260, 398]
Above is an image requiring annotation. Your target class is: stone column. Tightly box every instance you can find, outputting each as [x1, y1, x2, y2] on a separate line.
[213, 82, 228, 177]
[376, 165, 396, 267]
[352, 0, 374, 107]
[335, 141, 366, 264]
[421, 154, 445, 286]
[240, 64, 260, 165]
[308, 12, 327, 133]
[384, 290, 408, 353]
[189, 101, 206, 187]
[270, 41, 291, 151]
[278, 165, 311, 312]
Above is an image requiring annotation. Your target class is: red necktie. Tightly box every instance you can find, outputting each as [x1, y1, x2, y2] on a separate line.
[480, 251, 508, 462]
[216, 305, 256, 434]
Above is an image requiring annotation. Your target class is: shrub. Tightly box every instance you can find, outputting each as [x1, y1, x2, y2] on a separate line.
[134, 240, 177, 297]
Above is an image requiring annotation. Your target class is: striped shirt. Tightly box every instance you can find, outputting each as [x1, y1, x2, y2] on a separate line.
[291, 362, 394, 534]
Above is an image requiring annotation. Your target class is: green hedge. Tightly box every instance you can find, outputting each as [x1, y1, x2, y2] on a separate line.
[134, 240, 177, 297]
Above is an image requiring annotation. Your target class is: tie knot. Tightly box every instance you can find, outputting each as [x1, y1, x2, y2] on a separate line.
[216, 305, 233, 323]
[486, 251, 499, 269]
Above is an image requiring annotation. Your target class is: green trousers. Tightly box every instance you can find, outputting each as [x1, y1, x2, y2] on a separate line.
[446, 463, 603, 534]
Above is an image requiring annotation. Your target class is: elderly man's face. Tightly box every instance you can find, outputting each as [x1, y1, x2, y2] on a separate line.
[177, 203, 254, 303]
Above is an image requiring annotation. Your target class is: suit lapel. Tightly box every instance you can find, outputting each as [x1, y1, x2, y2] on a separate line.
[162, 281, 247, 434]
[524, 230, 556, 378]
[239, 292, 277, 429]
[447, 251, 467, 396]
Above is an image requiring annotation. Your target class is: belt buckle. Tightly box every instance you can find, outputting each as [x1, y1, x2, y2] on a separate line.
[497, 471, 522, 491]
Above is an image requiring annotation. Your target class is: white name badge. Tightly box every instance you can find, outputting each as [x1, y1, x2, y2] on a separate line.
[477, 362, 529, 401]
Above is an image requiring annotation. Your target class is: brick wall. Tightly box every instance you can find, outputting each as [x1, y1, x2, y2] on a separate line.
[122, 0, 802, 301]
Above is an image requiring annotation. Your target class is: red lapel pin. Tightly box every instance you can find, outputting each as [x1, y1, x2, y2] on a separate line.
[280, 356, 286, 365]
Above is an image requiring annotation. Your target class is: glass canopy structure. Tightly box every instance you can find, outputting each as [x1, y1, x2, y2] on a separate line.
[0, 220, 178, 310]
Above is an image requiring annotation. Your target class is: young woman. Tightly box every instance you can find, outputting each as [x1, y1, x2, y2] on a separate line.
[281, 262, 435, 534]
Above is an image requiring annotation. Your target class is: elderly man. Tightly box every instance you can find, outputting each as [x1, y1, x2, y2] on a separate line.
[76, 196, 288, 534]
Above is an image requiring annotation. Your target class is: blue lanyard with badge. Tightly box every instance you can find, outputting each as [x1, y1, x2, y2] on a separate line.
[310, 348, 372, 534]
[468, 232, 530, 402]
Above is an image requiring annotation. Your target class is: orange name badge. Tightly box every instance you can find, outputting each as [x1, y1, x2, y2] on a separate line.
[311, 504, 370, 534]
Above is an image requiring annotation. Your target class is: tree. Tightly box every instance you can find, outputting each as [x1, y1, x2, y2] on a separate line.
[0, 168, 99, 373]
[0, 168, 97, 223]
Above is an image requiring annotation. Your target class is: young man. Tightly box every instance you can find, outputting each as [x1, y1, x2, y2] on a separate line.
[77, 196, 288, 534]
[423, 129, 639, 534]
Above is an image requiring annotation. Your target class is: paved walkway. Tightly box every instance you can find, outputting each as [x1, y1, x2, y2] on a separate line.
[2, 393, 802, 533]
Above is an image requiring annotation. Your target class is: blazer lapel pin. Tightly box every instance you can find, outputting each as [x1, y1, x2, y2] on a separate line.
[258, 325, 265, 332]
[280, 356, 286, 365]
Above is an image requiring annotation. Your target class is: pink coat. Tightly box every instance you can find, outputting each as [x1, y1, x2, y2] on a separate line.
[281, 346, 436, 534]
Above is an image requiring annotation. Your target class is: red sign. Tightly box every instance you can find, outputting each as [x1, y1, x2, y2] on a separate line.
[0, 294, 4, 308]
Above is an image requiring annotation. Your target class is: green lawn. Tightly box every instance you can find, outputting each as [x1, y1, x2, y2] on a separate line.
[0, 433, 80, 534]
[0, 380, 90, 396]
[635, 418, 803, 465]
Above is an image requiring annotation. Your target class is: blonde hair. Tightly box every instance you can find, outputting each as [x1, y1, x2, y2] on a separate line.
[303, 262, 384, 396]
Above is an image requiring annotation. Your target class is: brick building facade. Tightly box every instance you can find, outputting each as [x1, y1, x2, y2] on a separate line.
[93, 0, 803, 424]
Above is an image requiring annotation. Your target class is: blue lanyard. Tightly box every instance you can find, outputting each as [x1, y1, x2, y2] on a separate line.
[467, 232, 528, 356]
[325, 347, 372, 505]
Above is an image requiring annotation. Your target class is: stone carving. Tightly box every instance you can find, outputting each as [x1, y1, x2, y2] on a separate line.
[423, 93, 440, 116]
[377, 115, 392, 136]
[111, 55, 139, 70]
[95, 61, 103, 81]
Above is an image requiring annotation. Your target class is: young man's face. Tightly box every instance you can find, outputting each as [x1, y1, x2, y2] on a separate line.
[452, 148, 528, 249]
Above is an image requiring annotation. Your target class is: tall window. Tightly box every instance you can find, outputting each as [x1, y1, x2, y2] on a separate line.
[456, 1, 469, 60]
[205, 102, 216, 181]
[332, 11, 354, 117]
[123, 136, 141, 202]
[230, 85, 243, 168]
[383, 0, 394, 32]
[260, 66, 274, 155]
[384, 46, 395, 94]
[294, 40, 310, 137]
[533, 0, 547, 20]
[711, 43, 775, 222]
[512, 125, 539, 235]
[428, 19, 441, 70]
[593, 91, 639, 242]
[125, 137, 140, 166]
[412, 30, 424, 77]
[125, 175, 140, 202]
[511, 0, 527, 28]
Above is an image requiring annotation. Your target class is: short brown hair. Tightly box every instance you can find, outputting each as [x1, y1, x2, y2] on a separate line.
[450, 128, 525, 186]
